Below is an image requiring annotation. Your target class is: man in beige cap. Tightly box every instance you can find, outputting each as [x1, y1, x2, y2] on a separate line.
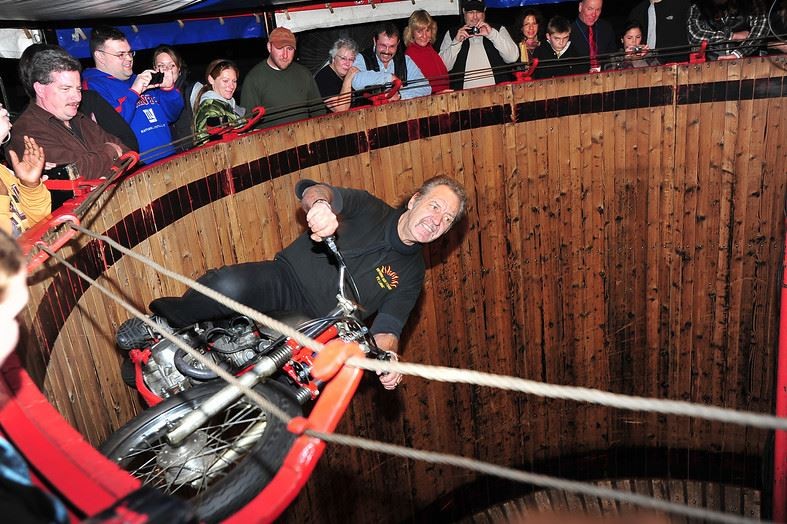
[240, 27, 326, 128]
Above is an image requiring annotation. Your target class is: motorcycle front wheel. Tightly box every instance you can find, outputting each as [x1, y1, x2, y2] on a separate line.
[100, 380, 301, 523]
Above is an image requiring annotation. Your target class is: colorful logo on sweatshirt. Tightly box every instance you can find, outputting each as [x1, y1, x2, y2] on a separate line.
[375, 265, 399, 290]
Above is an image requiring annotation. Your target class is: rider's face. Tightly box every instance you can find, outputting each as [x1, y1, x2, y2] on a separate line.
[398, 185, 461, 245]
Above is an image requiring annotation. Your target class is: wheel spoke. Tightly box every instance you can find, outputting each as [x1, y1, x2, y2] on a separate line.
[119, 399, 270, 497]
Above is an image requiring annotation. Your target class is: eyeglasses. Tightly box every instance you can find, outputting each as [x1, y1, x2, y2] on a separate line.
[335, 54, 356, 63]
[155, 63, 178, 72]
[98, 49, 135, 59]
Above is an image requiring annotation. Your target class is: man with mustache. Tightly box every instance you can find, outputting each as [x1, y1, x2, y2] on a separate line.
[6, 47, 128, 181]
[352, 22, 432, 101]
[118, 176, 467, 390]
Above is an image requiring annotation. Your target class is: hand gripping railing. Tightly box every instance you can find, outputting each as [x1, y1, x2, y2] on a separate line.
[205, 106, 266, 140]
[363, 78, 402, 106]
[500, 58, 539, 86]
[690, 39, 708, 64]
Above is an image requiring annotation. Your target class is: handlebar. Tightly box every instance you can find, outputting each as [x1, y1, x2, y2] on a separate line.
[322, 235, 362, 306]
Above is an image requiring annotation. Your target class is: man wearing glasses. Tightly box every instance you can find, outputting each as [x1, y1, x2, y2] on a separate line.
[352, 22, 431, 101]
[82, 26, 184, 164]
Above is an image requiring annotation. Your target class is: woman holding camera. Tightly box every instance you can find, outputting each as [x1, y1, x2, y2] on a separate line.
[153, 46, 198, 152]
[607, 21, 660, 69]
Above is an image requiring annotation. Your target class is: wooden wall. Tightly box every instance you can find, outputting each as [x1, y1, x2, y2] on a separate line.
[18, 57, 787, 522]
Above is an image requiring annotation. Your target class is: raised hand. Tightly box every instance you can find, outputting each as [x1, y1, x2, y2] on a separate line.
[8, 136, 45, 188]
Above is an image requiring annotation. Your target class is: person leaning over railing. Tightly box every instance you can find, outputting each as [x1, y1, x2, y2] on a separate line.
[240, 27, 327, 129]
[687, 0, 769, 60]
[353, 21, 432, 101]
[83, 26, 183, 164]
[515, 7, 545, 67]
[154, 45, 198, 152]
[314, 37, 361, 112]
[605, 20, 661, 70]
[439, 0, 519, 89]
[532, 15, 583, 79]
[404, 10, 451, 94]
[192, 60, 245, 145]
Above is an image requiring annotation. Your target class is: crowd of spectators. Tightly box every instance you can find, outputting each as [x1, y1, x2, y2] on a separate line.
[1, 0, 786, 237]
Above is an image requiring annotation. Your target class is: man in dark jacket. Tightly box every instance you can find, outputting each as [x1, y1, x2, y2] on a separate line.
[571, 0, 617, 72]
[7, 47, 128, 180]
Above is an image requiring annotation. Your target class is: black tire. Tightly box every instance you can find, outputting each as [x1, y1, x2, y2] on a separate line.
[100, 380, 301, 523]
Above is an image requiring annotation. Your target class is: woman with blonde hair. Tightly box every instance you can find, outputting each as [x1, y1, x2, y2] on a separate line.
[404, 9, 450, 93]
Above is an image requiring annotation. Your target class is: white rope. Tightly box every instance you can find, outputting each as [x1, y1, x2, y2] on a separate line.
[347, 359, 787, 432]
[306, 430, 767, 524]
[45, 224, 777, 523]
[68, 222, 787, 431]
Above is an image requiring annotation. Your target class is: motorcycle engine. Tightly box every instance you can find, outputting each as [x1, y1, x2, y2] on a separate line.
[140, 317, 285, 399]
[142, 326, 213, 398]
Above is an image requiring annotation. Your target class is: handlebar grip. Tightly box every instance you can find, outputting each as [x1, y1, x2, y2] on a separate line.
[323, 235, 339, 255]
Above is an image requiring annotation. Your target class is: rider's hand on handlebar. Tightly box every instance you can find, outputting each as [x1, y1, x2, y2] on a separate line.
[378, 351, 403, 390]
[306, 199, 338, 242]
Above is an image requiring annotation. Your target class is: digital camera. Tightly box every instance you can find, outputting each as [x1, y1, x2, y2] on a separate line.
[150, 71, 165, 84]
[468, 26, 480, 35]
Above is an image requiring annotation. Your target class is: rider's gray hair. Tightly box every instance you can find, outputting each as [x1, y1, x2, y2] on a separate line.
[414, 176, 468, 222]
[328, 37, 358, 60]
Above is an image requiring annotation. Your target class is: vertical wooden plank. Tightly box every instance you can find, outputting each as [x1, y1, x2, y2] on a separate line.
[723, 485, 741, 515]
[667, 479, 687, 524]
[596, 480, 618, 516]
[742, 487, 761, 519]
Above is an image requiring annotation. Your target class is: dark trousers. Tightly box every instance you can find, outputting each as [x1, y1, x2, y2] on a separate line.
[150, 260, 315, 327]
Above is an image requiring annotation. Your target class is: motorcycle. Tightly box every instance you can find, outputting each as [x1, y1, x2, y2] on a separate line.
[101, 237, 390, 522]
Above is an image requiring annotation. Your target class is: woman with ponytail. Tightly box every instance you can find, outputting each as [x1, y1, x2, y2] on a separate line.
[192, 59, 245, 146]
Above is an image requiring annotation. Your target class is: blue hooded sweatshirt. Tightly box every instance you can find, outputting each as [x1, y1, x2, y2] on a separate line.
[82, 68, 184, 164]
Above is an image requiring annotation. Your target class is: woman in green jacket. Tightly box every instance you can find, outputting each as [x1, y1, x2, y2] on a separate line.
[192, 59, 245, 145]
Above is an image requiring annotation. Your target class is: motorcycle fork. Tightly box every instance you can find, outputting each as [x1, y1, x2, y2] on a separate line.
[165, 301, 355, 447]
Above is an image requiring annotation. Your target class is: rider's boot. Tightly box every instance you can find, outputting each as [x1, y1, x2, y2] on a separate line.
[116, 315, 171, 351]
